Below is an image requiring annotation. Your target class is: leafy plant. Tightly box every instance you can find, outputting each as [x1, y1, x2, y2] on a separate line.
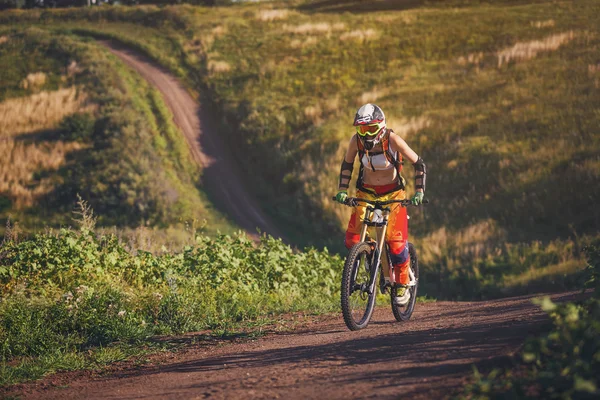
[0, 225, 342, 384]
[59, 112, 95, 142]
[460, 245, 600, 399]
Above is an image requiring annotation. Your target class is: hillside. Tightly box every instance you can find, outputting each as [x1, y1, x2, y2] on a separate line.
[0, 0, 599, 296]
[0, 28, 238, 242]
[1, 1, 599, 390]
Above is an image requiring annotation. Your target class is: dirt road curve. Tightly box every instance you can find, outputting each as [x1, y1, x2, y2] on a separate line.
[99, 41, 284, 240]
[11, 292, 579, 400]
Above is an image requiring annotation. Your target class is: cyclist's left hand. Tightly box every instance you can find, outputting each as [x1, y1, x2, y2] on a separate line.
[411, 192, 424, 205]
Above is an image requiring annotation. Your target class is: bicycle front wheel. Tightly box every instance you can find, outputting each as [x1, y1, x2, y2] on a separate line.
[341, 242, 377, 331]
[391, 242, 419, 321]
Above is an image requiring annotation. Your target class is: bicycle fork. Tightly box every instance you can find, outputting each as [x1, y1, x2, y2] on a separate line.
[358, 208, 390, 295]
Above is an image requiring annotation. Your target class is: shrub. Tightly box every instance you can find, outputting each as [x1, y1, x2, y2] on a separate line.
[461, 245, 600, 399]
[59, 112, 95, 142]
[0, 226, 342, 380]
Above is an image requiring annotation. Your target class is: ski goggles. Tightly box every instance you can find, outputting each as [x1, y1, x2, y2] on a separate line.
[355, 122, 384, 137]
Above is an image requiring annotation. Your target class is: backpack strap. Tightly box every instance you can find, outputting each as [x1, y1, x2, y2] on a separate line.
[355, 133, 365, 159]
[383, 129, 403, 175]
[355, 134, 376, 172]
[354, 130, 405, 190]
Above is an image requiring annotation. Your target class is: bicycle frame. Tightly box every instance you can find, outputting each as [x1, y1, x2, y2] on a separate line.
[357, 202, 391, 295]
[336, 195, 426, 329]
[350, 197, 419, 294]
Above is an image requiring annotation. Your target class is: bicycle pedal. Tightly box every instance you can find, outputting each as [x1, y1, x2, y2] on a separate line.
[379, 277, 391, 294]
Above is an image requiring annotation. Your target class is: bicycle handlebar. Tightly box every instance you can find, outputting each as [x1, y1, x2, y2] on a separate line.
[331, 196, 429, 207]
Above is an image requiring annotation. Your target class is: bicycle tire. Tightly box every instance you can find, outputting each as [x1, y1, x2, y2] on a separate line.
[391, 242, 419, 322]
[341, 242, 377, 331]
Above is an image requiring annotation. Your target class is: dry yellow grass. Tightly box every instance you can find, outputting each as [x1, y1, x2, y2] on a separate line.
[419, 220, 506, 265]
[67, 61, 82, 77]
[283, 22, 346, 35]
[191, 26, 228, 54]
[212, 25, 227, 37]
[0, 87, 90, 136]
[390, 116, 432, 138]
[372, 13, 416, 24]
[340, 29, 378, 42]
[531, 19, 555, 28]
[256, 9, 289, 22]
[207, 59, 232, 74]
[457, 52, 484, 66]
[497, 31, 576, 67]
[0, 140, 85, 209]
[0, 87, 93, 209]
[304, 105, 323, 125]
[357, 88, 389, 104]
[290, 36, 317, 48]
[325, 95, 340, 112]
[20, 72, 47, 91]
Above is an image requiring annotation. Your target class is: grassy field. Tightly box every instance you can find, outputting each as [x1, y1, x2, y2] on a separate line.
[0, 28, 238, 242]
[3, 0, 597, 295]
[0, 0, 599, 388]
[0, 208, 341, 386]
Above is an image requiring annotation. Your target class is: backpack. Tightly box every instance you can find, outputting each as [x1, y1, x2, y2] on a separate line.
[355, 129, 405, 191]
[356, 129, 403, 173]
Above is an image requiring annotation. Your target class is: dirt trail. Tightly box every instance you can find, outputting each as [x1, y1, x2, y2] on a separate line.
[99, 41, 284, 240]
[11, 292, 580, 400]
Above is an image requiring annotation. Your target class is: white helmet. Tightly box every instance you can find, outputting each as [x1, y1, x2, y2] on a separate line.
[353, 104, 386, 150]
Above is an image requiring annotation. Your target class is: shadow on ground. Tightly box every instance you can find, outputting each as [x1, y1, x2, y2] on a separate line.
[103, 292, 584, 397]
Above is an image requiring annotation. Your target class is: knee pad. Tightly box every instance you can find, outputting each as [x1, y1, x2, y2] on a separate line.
[389, 244, 409, 266]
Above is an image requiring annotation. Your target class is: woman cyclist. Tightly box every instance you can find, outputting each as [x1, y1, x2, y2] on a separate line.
[335, 104, 426, 306]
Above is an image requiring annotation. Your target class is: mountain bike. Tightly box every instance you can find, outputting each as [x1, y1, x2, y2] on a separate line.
[333, 196, 426, 331]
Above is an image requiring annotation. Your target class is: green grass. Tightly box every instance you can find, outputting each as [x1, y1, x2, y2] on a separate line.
[0, 36, 65, 101]
[1, 1, 598, 297]
[0, 342, 164, 387]
[0, 1, 598, 389]
[458, 245, 600, 399]
[0, 0, 600, 297]
[0, 205, 342, 386]
[0, 28, 238, 238]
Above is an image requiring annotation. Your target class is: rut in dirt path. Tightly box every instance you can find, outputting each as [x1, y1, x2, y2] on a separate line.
[12, 291, 582, 400]
[99, 41, 285, 241]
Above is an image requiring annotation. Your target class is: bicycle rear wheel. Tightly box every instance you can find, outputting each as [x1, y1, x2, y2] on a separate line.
[391, 242, 419, 321]
[341, 242, 377, 331]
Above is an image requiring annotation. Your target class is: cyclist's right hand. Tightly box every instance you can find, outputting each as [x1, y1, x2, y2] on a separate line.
[411, 191, 424, 206]
[335, 190, 348, 204]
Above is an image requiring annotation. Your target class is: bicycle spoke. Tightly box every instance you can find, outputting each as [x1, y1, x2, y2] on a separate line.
[341, 243, 377, 330]
[391, 242, 419, 322]
[349, 254, 369, 320]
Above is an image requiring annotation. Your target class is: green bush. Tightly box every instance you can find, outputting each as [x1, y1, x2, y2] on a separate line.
[0, 226, 342, 383]
[59, 112, 96, 142]
[0, 197, 10, 213]
[584, 244, 600, 297]
[460, 245, 600, 399]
